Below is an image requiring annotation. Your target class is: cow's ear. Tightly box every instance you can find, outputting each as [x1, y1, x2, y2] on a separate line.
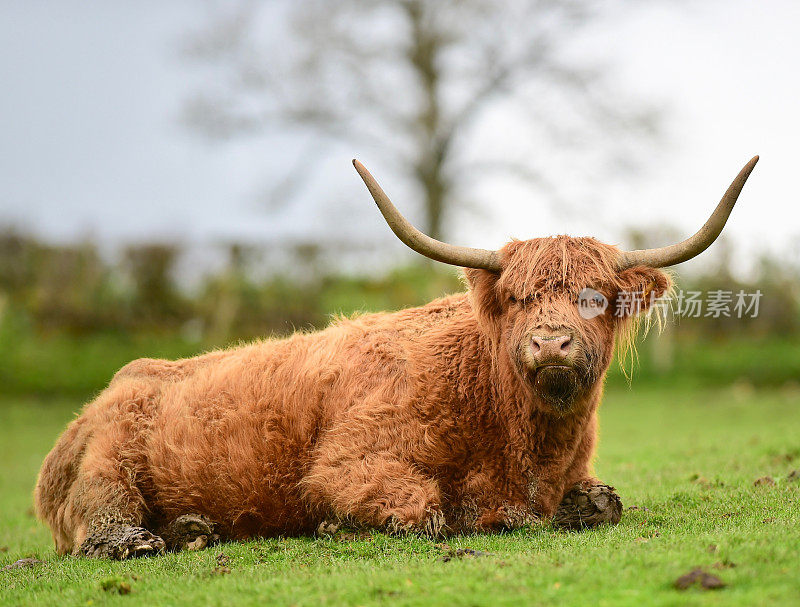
[612, 267, 672, 318]
[464, 268, 503, 319]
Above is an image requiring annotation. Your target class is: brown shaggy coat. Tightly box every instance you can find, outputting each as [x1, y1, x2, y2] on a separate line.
[35, 236, 670, 554]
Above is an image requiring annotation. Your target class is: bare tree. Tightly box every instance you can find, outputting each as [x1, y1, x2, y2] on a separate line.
[183, 0, 660, 241]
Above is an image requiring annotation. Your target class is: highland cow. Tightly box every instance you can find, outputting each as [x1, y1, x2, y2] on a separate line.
[35, 156, 758, 558]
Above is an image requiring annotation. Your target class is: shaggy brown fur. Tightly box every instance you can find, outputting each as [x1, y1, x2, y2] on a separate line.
[35, 236, 670, 557]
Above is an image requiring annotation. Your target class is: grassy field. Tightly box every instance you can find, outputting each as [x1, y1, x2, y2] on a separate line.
[1, 385, 799, 606]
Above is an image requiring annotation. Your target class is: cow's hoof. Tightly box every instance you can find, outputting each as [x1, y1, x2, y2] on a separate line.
[476, 505, 538, 532]
[159, 514, 217, 552]
[553, 484, 622, 530]
[316, 520, 341, 536]
[388, 507, 446, 538]
[79, 525, 166, 559]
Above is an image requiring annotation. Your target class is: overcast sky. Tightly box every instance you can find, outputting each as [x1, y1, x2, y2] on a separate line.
[0, 1, 797, 273]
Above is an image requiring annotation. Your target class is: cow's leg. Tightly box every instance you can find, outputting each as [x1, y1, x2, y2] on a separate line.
[304, 455, 445, 538]
[73, 436, 166, 559]
[157, 514, 219, 552]
[551, 414, 622, 530]
[61, 384, 167, 558]
[530, 458, 582, 520]
[304, 400, 446, 537]
[474, 504, 537, 532]
[302, 397, 445, 537]
[457, 466, 537, 532]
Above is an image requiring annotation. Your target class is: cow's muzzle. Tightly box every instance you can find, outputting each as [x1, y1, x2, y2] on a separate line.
[525, 329, 581, 410]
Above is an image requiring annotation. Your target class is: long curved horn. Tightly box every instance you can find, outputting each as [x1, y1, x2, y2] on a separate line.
[618, 156, 759, 269]
[353, 159, 502, 271]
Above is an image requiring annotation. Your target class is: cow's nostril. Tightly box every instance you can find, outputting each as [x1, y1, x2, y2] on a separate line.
[530, 335, 572, 360]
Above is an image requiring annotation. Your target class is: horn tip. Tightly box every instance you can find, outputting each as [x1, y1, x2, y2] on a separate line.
[352, 159, 371, 180]
[741, 155, 759, 178]
[744, 155, 759, 172]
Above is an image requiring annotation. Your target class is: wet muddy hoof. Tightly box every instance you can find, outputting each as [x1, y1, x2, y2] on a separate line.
[159, 514, 218, 552]
[388, 508, 446, 539]
[553, 484, 622, 530]
[79, 525, 166, 560]
[316, 520, 341, 536]
[475, 506, 538, 532]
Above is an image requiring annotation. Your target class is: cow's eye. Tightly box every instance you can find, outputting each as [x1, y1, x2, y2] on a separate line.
[508, 295, 518, 304]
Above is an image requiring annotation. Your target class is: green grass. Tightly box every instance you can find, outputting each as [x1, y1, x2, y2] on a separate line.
[2, 386, 799, 606]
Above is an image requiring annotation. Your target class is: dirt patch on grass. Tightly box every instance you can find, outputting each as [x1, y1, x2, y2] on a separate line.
[633, 531, 660, 544]
[674, 568, 726, 590]
[436, 543, 492, 562]
[100, 577, 132, 595]
[753, 476, 776, 487]
[689, 474, 725, 489]
[212, 552, 232, 575]
[3, 558, 43, 571]
[771, 449, 799, 465]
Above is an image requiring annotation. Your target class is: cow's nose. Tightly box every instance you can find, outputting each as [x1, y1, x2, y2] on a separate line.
[530, 334, 572, 361]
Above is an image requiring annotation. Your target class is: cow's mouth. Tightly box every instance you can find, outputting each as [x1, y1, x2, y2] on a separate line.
[531, 364, 580, 411]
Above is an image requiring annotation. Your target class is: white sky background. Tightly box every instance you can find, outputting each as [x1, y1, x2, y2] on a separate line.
[0, 1, 798, 276]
